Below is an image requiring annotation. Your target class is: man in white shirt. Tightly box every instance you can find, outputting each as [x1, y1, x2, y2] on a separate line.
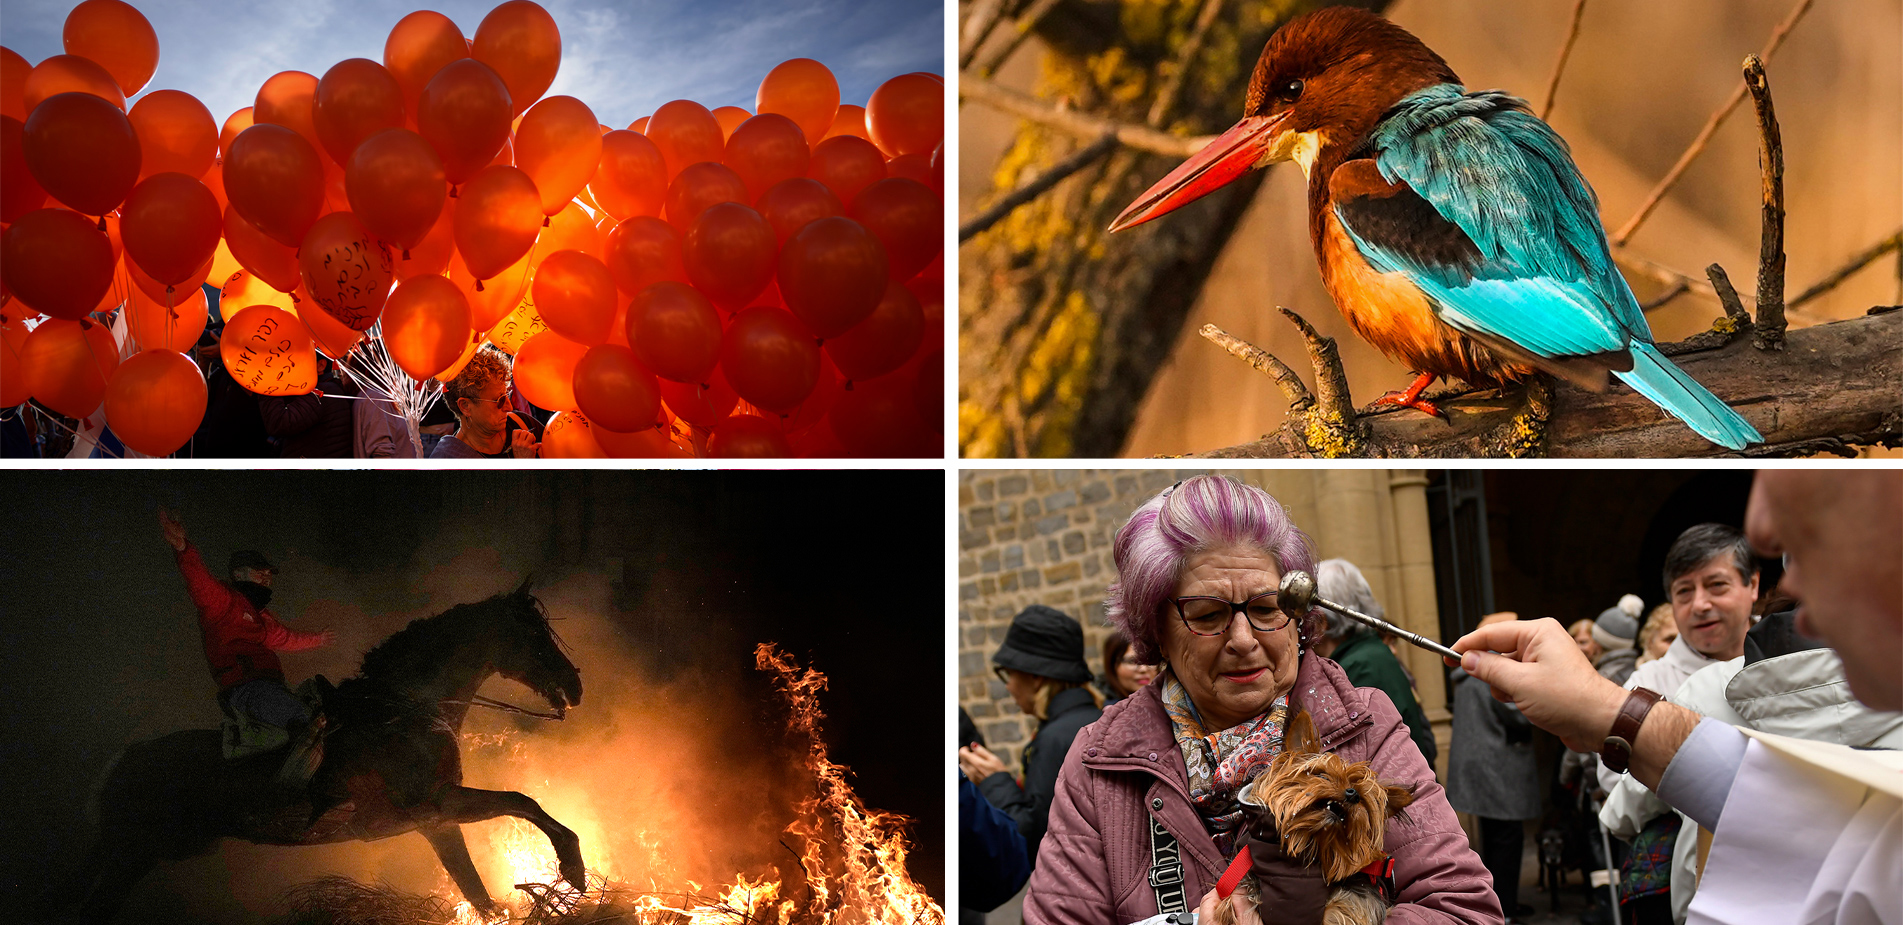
[1453, 471, 1901, 925]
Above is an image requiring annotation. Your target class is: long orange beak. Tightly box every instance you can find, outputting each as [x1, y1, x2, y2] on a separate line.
[1107, 112, 1288, 233]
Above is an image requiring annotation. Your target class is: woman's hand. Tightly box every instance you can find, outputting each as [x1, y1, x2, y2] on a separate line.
[509, 426, 541, 459]
[958, 743, 1009, 785]
[1196, 884, 1260, 925]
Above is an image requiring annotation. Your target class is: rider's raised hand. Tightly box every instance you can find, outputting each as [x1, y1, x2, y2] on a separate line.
[159, 508, 187, 551]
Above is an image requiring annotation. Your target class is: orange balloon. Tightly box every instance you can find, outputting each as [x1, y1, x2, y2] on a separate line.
[314, 58, 406, 166]
[822, 104, 868, 141]
[683, 202, 775, 311]
[756, 177, 842, 246]
[711, 105, 750, 141]
[22, 54, 125, 114]
[829, 366, 928, 456]
[223, 204, 300, 294]
[596, 420, 689, 457]
[533, 249, 616, 345]
[21, 317, 119, 416]
[417, 58, 513, 187]
[199, 159, 228, 211]
[121, 173, 221, 286]
[628, 116, 649, 135]
[604, 216, 686, 297]
[207, 237, 241, 287]
[454, 164, 542, 281]
[532, 201, 602, 267]
[573, 343, 660, 433]
[21, 91, 139, 217]
[914, 349, 942, 431]
[224, 123, 325, 247]
[218, 107, 252, 161]
[126, 282, 208, 353]
[849, 177, 941, 281]
[723, 113, 809, 201]
[628, 280, 721, 384]
[450, 245, 532, 331]
[127, 90, 216, 180]
[589, 129, 666, 221]
[659, 368, 737, 428]
[825, 278, 922, 382]
[538, 410, 605, 457]
[2, 208, 115, 320]
[1, 115, 49, 223]
[646, 100, 723, 180]
[486, 286, 547, 354]
[221, 304, 318, 395]
[290, 297, 364, 359]
[807, 135, 886, 208]
[128, 246, 211, 306]
[433, 331, 482, 382]
[906, 270, 945, 362]
[721, 305, 819, 413]
[1, 305, 32, 406]
[866, 73, 943, 158]
[779, 352, 841, 434]
[384, 11, 468, 125]
[61, 0, 157, 96]
[395, 193, 456, 280]
[346, 127, 446, 253]
[886, 152, 937, 192]
[513, 328, 586, 411]
[382, 274, 471, 378]
[104, 348, 205, 455]
[709, 413, 792, 457]
[777, 216, 888, 339]
[473, 0, 562, 118]
[756, 58, 839, 146]
[218, 268, 299, 322]
[253, 71, 327, 167]
[516, 95, 600, 215]
[1, 46, 30, 122]
[662, 161, 746, 233]
[299, 211, 394, 331]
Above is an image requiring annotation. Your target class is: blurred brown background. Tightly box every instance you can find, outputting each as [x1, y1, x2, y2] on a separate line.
[959, 0, 1902, 457]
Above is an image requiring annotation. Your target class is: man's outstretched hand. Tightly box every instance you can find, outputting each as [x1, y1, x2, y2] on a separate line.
[159, 508, 187, 551]
[1448, 617, 1628, 754]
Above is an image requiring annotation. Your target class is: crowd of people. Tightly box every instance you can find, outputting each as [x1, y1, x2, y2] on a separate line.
[961, 472, 1899, 925]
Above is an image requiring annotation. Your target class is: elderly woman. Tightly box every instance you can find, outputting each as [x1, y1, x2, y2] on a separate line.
[429, 344, 541, 459]
[1024, 476, 1498, 925]
[1634, 603, 1677, 667]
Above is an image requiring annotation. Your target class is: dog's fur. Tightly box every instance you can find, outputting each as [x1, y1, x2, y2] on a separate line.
[1215, 710, 1415, 925]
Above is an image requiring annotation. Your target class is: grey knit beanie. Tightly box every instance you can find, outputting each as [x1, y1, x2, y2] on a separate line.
[1591, 605, 1639, 650]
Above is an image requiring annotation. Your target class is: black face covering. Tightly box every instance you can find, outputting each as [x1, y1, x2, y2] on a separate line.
[232, 581, 273, 612]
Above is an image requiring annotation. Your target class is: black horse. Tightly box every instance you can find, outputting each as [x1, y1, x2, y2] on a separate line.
[41, 578, 585, 923]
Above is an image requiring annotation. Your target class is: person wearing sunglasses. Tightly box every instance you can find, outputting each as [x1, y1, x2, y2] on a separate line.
[430, 344, 542, 459]
[959, 605, 1104, 867]
[1022, 475, 1495, 925]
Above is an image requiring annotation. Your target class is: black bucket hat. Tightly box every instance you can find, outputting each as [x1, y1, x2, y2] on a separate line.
[992, 605, 1093, 683]
[228, 550, 276, 574]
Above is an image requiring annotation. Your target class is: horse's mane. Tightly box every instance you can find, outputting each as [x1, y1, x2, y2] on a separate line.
[349, 590, 546, 684]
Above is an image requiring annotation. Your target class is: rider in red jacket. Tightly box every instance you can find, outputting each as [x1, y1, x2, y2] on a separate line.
[160, 509, 333, 785]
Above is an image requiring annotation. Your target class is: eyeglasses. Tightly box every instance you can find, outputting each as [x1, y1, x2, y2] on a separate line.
[1172, 591, 1291, 636]
[468, 392, 510, 408]
[993, 666, 1014, 685]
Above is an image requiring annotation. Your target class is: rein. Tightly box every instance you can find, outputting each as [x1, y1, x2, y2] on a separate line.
[447, 694, 566, 721]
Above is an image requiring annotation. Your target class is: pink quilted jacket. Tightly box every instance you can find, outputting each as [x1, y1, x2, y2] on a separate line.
[1024, 653, 1502, 925]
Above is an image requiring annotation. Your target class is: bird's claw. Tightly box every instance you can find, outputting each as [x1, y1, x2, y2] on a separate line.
[1372, 390, 1445, 419]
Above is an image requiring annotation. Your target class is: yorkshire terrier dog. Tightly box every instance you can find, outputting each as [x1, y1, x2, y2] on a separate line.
[1216, 710, 1415, 925]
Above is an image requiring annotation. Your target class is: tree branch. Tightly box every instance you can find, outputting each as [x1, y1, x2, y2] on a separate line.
[1185, 310, 1902, 458]
[1789, 228, 1903, 309]
[1744, 55, 1787, 349]
[1538, 0, 1589, 120]
[959, 76, 1213, 158]
[960, 133, 1120, 242]
[1148, 0, 1228, 129]
[1610, 0, 1814, 246]
[968, 0, 1062, 78]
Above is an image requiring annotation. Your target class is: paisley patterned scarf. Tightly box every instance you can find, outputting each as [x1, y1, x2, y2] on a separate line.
[1157, 667, 1288, 854]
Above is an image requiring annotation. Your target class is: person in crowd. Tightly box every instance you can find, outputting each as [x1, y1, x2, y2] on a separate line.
[191, 326, 275, 458]
[1446, 612, 1538, 923]
[1312, 558, 1438, 770]
[1100, 630, 1158, 704]
[959, 605, 1104, 866]
[1453, 471, 1900, 925]
[430, 345, 540, 459]
[258, 354, 359, 458]
[1022, 475, 1497, 925]
[1634, 604, 1676, 668]
[960, 708, 1032, 925]
[1590, 604, 1640, 686]
[1570, 618, 1604, 664]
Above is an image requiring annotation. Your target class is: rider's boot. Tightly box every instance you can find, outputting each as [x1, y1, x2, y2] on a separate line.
[275, 713, 327, 795]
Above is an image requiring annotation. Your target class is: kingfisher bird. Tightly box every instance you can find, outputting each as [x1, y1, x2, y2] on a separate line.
[1109, 6, 1762, 451]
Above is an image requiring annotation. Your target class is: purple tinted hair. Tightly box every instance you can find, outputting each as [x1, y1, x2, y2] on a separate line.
[1106, 475, 1320, 663]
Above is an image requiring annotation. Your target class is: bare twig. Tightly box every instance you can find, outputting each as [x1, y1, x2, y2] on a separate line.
[1744, 55, 1787, 349]
[1789, 228, 1903, 309]
[969, 0, 1062, 77]
[1638, 278, 1689, 311]
[960, 76, 1213, 158]
[1148, 0, 1228, 128]
[1706, 263, 1751, 322]
[1198, 323, 1314, 410]
[1279, 307, 1355, 424]
[1610, 0, 1814, 246]
[960, 133, 1120, 242]
[1539, 0, 1589, 120]
[959, 0, 1010, 70]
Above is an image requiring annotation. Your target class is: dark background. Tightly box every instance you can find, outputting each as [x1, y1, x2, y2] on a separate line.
[0, 470, 943, 920]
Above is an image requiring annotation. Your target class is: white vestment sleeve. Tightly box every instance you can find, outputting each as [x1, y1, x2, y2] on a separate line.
[1654, 717, 1748, 832]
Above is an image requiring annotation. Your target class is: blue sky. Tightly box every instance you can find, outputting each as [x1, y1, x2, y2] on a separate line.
[2, 0, 945, 129]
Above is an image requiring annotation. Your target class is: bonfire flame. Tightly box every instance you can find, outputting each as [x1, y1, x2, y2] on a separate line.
[442, 643, 940, 925]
